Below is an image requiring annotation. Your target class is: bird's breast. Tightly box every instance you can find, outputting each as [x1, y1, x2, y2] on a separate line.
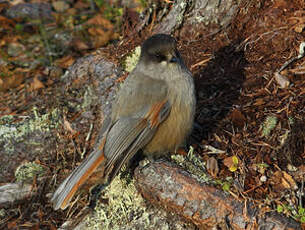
[144, 76, 195, 157]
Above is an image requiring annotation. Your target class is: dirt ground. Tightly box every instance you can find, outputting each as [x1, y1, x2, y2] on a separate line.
[0, 0, 305, 229]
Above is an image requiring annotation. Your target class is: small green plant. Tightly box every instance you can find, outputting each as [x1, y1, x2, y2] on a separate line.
[15, 24, 24, 32]
[296, 206, 305, 223]
[215, 178, 233, 192]
[288, 116, 294, 125]
[261, 115, 277, 137]
[94, 0, 104, 7]
[277, 204, 284, 213]
[277, 204, 305, 223]
[94, 0, 123, 20]
[222, 182, 231, 192]
[256, 162, 269, 169]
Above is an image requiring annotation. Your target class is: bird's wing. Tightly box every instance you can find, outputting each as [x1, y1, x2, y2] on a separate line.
[103, 72, 170, 182]
[51, 73, 170, 210]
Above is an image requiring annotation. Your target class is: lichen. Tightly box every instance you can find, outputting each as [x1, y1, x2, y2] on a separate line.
[80, 86, 97, 110]
[15, 161, 46, 183]
[261, 115, 277, 137]
[0, 209, 5, 219]
[86, 174, 149, 230]
[0, 108, 60, 155]
[124, 46, 141, 73]
[171, 147, 210, 183]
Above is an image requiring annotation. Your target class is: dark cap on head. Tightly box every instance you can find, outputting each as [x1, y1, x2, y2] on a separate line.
[140, 34, 178, 63]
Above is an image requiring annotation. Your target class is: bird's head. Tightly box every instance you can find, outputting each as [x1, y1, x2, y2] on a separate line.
[140, 34, 184, 68]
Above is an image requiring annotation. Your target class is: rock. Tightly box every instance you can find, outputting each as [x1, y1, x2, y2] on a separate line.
[60, 175, 196, 230]
[181, 0, 238, 35]
[5, 3, 54, 21]
[153, 0, 188, 34]
[134, 159, 301, 229]
[7, 42, 25, 57]
[62, 55, 122, 119]
[0, 111, 60, 182]
[52, 31, 74, 50]
[0, 183, 33, 205]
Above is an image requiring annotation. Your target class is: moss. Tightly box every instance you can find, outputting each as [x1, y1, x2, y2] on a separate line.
[15, 162, 46, 183]
[124, 46, 141, 73]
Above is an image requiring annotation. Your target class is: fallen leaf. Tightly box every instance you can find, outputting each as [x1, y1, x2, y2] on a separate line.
[28, 76, 44, 92]
[176, 147, 187, 156]
[253, 98, 265, 106]
[0, 15, 15, 30]
[55, 55, 75, 68]
[206, 157, 219, 177]
[231, 109, 246, 128]
[7, 220, 17, 229]
[223, 155, 239, 172]
[88, 27, 103, 36]
[63, 116, 77, 135]
[85, 15, 116, 48]
[92, 32, 113, 48]
[294, 23, 305, 33]
[274, 72, 290, 88]
[73, 39, 90, 51]
[86, 14, 113, 29]
[0, 73, 24, 91]
[270, 170, 298, 191]
[74, 0, 90, 9]
[281, 171, 298, 190]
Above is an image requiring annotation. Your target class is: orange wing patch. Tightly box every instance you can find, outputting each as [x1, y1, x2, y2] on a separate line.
[145, 100, 168, 128]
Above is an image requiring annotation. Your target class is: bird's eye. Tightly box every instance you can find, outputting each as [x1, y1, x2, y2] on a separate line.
[155, 54, 166, 62]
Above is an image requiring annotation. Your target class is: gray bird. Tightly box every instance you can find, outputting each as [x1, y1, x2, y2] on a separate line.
[51, 34, 196, 210]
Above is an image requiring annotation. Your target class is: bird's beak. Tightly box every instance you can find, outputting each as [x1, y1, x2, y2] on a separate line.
[170, 56, 178, 63]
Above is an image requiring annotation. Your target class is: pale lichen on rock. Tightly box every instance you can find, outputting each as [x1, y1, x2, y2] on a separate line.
[124, 46, 141, 73]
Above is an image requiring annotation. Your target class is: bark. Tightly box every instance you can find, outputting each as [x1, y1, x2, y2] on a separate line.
[135, 159, 301, 230]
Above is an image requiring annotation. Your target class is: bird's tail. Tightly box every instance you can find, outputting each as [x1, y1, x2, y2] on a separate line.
[51, 138, 107, 210]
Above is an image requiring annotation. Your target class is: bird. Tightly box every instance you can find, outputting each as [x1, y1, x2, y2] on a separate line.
[51, 33, 196, 210]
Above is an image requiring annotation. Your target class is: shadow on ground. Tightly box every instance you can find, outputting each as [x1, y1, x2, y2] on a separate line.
[192, 43, 247, 142]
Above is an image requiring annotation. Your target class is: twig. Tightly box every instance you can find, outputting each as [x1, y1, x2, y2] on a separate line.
[81, 123, 94, 159]
[298, 177, 304, 208]
[190, 56, 213, 70]
[238, 26, 288, 51]
[277, 42, 305, 73]
[200, 144, 226, 154]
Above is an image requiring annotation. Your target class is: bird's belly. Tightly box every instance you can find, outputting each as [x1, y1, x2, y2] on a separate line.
[143, 103, 193, 157]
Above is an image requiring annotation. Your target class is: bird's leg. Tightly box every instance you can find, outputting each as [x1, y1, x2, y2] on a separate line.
[88, 183, 109, 209]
